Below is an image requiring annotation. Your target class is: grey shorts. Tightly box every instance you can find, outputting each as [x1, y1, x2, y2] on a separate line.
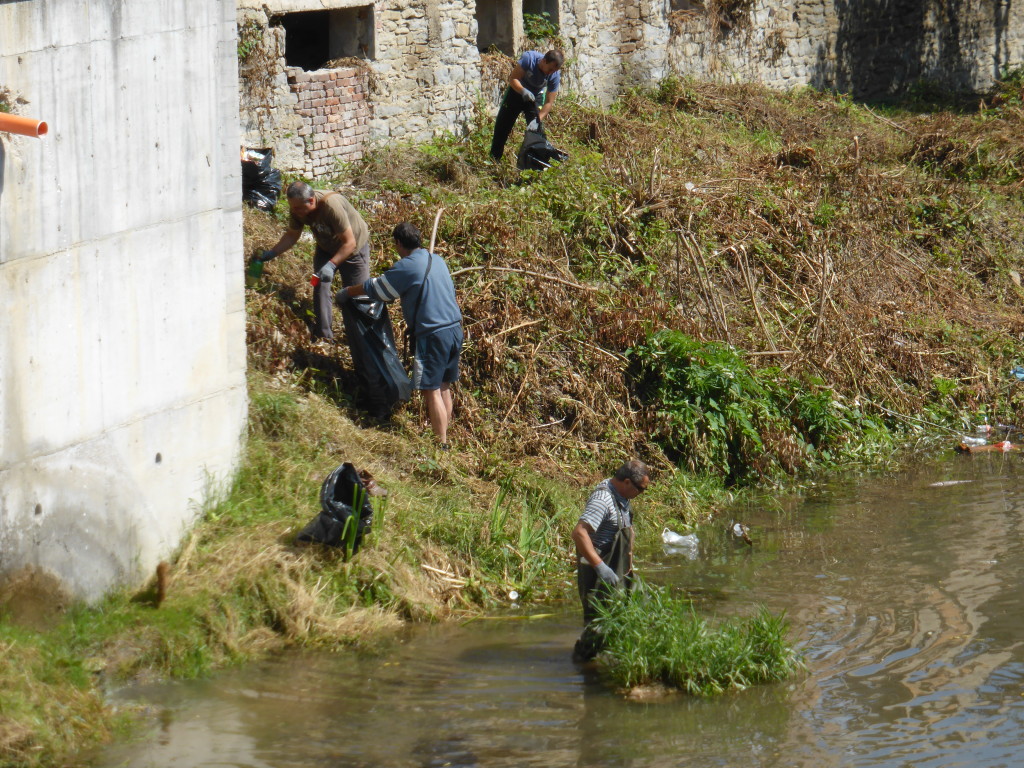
[413, 325, 463, 390]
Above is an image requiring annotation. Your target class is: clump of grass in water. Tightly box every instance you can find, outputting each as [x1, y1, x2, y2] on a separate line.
[591, 585, 802, 695]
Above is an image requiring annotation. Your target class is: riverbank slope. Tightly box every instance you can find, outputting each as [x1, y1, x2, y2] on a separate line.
[2, 77, 1024, 766]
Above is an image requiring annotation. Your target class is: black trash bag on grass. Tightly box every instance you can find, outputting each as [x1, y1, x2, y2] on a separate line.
[517, 121, 569, 171]
[241, 147, 283, 211]
[295, 462, 374, 554]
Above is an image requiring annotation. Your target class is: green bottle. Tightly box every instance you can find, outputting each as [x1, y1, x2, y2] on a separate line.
[247, 258, 264, 279]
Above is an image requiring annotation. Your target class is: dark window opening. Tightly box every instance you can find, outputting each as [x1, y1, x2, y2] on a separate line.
[477, 0, 515, 54]
[280, 6, 375, 71]
[522, 0, 559, 38]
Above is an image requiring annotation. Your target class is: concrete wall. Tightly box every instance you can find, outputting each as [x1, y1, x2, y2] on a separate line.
[0, 0, 247, 602]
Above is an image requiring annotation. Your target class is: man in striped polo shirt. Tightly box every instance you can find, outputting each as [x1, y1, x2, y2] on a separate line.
[570, 459, 650, 661]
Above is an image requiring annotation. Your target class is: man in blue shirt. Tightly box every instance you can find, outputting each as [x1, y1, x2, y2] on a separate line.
[490, 49, 563, 162]
[341, 222, 463, 449]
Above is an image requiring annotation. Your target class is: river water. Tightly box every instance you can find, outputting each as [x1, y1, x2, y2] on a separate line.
[94, 452, 1024, 768]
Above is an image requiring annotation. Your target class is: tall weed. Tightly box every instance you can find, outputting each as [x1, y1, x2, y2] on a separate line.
[592, 585, 802, 694]
[630, 331, 877, 480]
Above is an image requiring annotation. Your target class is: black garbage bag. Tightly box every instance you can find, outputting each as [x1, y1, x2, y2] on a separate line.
[517, 121, 569, 171]
[295, 462, 374, 554]
[340, 295, 413, 416]
[241, 147, 283, 211]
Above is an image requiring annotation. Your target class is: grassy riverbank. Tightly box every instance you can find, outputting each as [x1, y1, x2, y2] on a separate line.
[3, 76, 1024, 766]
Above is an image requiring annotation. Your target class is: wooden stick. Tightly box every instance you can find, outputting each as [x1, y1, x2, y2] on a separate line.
[678, 232, 721, 335]
[501, 340, 543, 424]
[429, 207, 444, 253]
[735, 245, 778, 352]
[490, 319, 545, 340]
[812, 247, 831, 345]
[863, 104, 911, 134]
[690, 233, 731, 341]
[449, 265, 599, 292]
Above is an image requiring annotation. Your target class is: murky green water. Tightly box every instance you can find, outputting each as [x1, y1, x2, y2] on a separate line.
[95, 453, 1024, 767]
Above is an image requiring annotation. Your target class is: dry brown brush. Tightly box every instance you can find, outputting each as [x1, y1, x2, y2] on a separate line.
[245, 79, 1024, 477]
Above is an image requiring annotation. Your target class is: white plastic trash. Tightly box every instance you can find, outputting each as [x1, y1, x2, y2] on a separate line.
[961, 436, 987, 447]
[662, 527, 699, 548]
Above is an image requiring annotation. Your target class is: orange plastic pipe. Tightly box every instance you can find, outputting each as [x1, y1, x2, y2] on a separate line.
[0, 113, 48, 137]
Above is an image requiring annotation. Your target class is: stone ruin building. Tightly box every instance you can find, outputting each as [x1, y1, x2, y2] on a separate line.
[238, 0, 1024, 178]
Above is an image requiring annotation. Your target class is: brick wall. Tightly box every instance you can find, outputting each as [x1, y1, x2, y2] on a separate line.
[287, 66, 372, 176]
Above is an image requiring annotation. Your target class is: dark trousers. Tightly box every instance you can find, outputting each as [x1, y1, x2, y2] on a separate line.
[311, 242, 371, 340]
[574, 541, 632, 661]
[490, 88, 541, 160]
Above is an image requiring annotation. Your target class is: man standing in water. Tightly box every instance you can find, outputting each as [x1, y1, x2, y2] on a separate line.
[570, 459, 650, 661]
[489, 49, 563, 162]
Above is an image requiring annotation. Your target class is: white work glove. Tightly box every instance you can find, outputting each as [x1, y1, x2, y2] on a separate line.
[595, 561, 619, 586]
[526, 118, 540, 132]
[317, 261, 337, 283]
[520, 88, 536, 103]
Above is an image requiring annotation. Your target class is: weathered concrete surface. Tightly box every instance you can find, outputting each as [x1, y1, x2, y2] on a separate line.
[573, 0, 1024, 105]
[0, 1, 247, 602]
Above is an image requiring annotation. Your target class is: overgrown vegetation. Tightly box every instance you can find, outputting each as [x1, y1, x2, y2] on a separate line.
[630, 330, 883, 481]
[236, 17, 278, 136]
[523, 11, 559, 44]
[5, 76, 1024, 766]
[592, 585, 802, 694]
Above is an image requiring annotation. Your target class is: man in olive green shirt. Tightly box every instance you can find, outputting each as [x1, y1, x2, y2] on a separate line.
[258, 181, 371, 340]
[257, 182, 397, 420]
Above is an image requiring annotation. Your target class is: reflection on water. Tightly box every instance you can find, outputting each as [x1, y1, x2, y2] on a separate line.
[95, 453, 1024, 768]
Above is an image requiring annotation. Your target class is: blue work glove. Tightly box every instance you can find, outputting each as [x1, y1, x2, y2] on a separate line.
[317, 261, 337, 284]
[595, 561, 619, 587]
[257, 249, 277, 262]
[520, 88, 536, 103]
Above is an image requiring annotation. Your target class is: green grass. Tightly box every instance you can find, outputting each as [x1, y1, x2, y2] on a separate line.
[592, 585, 803, 695]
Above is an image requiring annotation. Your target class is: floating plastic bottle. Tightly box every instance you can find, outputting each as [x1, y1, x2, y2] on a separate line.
[960, 435, 987, 447]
